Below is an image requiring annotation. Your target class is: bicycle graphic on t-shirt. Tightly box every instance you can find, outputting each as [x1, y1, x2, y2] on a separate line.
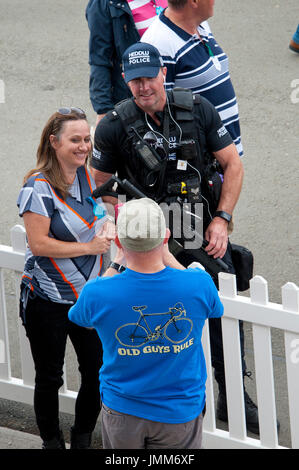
[115, 302, 193, 347]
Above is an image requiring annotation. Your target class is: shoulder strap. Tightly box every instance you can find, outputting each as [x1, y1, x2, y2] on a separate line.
[111, 99, 154, 198]
[114, 98, 146, 135]
[170, 88, 199, 140]
[171, 87, 194, 112]
[169, 88, 206, 170]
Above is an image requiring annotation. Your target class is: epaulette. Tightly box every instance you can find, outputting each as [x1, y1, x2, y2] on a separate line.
[114, 98, 146, 133]
[106, 109, 120, 121]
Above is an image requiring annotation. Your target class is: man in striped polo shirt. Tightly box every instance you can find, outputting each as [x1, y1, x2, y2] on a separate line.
[141, 0, 243, 157]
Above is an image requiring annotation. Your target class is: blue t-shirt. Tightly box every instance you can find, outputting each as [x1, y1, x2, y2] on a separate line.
[68, 266, 223, 423]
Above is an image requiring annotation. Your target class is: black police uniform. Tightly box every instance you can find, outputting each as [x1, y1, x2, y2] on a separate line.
[91, 91, 246, 393]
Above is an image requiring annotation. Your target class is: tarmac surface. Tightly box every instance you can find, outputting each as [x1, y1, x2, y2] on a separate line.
[0, 0, 298, 450]
[0, 426, 41, 449]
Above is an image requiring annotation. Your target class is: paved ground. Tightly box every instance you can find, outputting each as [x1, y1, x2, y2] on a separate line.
[0, 0, 298, 450]
[0, 426, 44, 449]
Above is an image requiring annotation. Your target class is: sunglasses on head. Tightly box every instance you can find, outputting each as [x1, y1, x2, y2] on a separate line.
[58, 107, 86, 117]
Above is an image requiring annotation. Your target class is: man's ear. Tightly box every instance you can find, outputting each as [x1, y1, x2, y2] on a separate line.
[163, 228, 171, 244]
[115, 235, 122, 248]
[191, 0, 199, 9]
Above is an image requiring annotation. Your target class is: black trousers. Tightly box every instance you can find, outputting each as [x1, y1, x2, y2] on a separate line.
[177, 242, 246, 394]
[21, 293, 102, 441]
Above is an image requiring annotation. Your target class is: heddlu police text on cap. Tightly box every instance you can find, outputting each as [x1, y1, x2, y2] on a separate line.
[129, 50, 151, 64]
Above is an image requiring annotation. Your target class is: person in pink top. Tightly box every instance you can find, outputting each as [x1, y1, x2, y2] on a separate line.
[86, 0, 167, 125]
[128, 0, 167, 36]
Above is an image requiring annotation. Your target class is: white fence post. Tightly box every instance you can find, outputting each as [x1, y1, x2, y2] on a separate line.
[10, 225, 27, 253]
[250, 276, 278, 448]
[219, 272, 247, 441]
[10, 225, 35, 387]
[282, 282, 299, 449]
[202, 320, 216, 433]
[0, 268, 11, 380]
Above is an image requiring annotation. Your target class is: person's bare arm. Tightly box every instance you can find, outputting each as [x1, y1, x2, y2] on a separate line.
[162, 244, 185, 270]
[205, 143, 244, 259]
[23, 212, 113, 258]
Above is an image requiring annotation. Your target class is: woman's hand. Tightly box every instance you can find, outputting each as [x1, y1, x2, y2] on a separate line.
[87, 234, 112, 255]
[88, 220, 116, 255]
[98, 220, 116, 241]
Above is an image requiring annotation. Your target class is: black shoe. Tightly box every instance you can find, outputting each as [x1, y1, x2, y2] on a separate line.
[42, 430, 66, 449]
[216, 391, 280, 435]
[216, 391, 260, 434]
[70, 426, 92, 449]
[243, 391, 260, 434]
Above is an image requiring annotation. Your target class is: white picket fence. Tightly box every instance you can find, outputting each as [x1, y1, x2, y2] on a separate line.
[0, 225, 299, 449]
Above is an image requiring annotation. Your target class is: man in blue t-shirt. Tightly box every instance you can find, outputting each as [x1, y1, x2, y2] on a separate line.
[69, 198, 223, 449]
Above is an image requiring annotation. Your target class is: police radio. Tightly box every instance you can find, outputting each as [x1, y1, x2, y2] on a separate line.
[134, 139, 162, 172]
[131, 127, 163, 172]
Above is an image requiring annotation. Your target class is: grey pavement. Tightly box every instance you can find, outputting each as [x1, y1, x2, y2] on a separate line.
[0, 426, 41, 449]
[0, 0, 298, 450]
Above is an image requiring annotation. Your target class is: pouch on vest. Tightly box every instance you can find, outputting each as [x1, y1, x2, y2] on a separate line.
[230, 244, 254, 291]
[171, 88, 198, 162]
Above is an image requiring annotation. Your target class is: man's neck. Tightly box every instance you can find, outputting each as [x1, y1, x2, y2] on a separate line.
[134, 95, 167, 127]
[125, 250, 166, 274]
[164, 7, 203, 36]
[126, 260, 166, 274]
[146, 110, 163, 127]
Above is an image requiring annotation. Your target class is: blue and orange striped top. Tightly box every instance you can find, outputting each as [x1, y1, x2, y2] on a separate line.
[17, 166, 106, 304]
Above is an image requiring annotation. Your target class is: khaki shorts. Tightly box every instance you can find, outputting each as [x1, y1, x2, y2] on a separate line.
[100, 403, 203, 449]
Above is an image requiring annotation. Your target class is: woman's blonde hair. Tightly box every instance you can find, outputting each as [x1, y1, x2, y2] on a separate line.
[24, 110, 90, 199]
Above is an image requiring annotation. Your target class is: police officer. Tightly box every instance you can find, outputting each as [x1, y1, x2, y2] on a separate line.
[90, 42, 260, 434]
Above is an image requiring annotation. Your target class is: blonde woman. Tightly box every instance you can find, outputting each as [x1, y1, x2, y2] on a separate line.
[17, 108, 113, 449]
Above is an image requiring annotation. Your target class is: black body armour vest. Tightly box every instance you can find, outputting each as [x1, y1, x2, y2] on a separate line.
[114, 88, 222, 217]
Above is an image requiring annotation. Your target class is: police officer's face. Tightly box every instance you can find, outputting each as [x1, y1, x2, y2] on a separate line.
[128, 68, 167, 115]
